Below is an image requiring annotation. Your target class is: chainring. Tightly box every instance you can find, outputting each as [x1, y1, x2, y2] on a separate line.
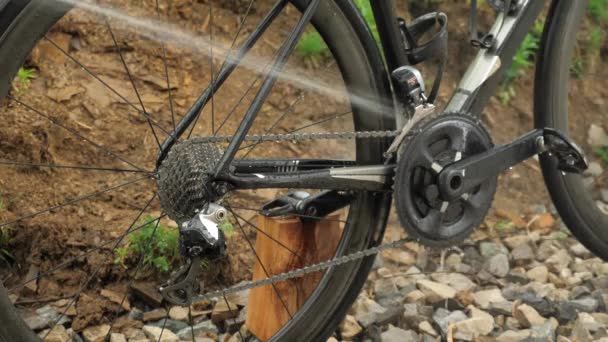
[394, 113, 498, 247]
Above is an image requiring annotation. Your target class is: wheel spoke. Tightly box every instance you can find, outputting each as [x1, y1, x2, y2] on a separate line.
[8, 95, 149, 173]
[228, 207, 304, 260]
[42, 36, 174, 139]
[104, 19, 163, 151]
[9, 215, 166, 294]
[216, 277, 245, 341]
[187, 0, 256, 139]
[228, 207, 293, 320]
[155, 0, 178, 133]
[0, 175, 151, 229]
[43, 194, 157, 339]
[0, 161, 151, 174]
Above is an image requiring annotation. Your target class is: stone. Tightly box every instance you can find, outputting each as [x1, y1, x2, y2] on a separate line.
[109, 333, 127, 342]
[149, 319, 189, 333]
[602, 189, 608, 203]
[418, 321, 438, 337]
[416, 280, 457, 303]
[176, 320, 218, 340]
[479, 242, 508, 258]
[530, 321, 556, 341]
[22, 264, 39, 296]
[488, 301, 514, 316]
[503, 234, 537, 250]
[380, 325, 418, 342]
[402, 304, 429, 329]
[452, 307, 494, 341]
[168, 306, 189, 321]
[496, 330, 532, 342]
[513, 304, 545, 328]
[430, 273, 477, 292]
[340, 315, 362, 340]
[226, 287, 250, 308]
[38, 325, 70, 342]
[143, 308, 167, 322]
[570, 297, 599, 313]
[82, 325, 111, 342]
[381, 249, 416, 265]
[546, 250, 572, 272]
[530, 213, 556, 232]
[143, 325, 179, 342]
[511, 243, 535, 262]
[433, 308, 468, 335]
[212, 300, 240, 324]
[353, 296, 388, 328]
[473, 288, 506, 308]
[588, 124, 608, 147]
[100, 289, 130, 311]
[131, 282, 163, 307]
[484, 254, 510, 278]
[527, 266, 549, 283]
[404, 290, 427, 303]
[128, 308, 144, 321]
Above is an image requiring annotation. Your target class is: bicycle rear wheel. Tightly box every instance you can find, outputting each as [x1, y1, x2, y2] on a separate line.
[535, 0, 608, 260]
[0, 0, 394, 340]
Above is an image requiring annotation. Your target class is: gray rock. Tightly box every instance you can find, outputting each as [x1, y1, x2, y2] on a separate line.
[473, 288, 506, 308]
[176, 320, 218, 340]
[570, 286, 592, 300]
[143, 325, 179, 342]
[488, 301, 514, 316]
[380, 325, 418, 342]
[402, 304, 429, 329]
[546, 250, 572, 272]
[591, 276, 608, 290]
[529, 321, 556, 342]
[587, 124, 608, 148]
[527, 266, 549, 283]
[479, 242, 509, 258]
[556, 302, 577, 324]
[585, 162, 604, 177]
[128, 308, 144, 321]
[570, 297, 599, 313]
[430, 273, 477, 292]
[353, 297, 388, 328]
[484, 254, 510, 278]
[149, 319, 189, 333]
[511, 243, 535, 262]
[432, 308, 467, 336]
[496, 329, 531, 342]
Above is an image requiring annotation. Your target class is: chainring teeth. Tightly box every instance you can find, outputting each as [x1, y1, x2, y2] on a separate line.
[394, 112, 497, 247]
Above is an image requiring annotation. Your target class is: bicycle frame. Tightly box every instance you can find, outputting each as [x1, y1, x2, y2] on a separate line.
[158, 0, 547, 192]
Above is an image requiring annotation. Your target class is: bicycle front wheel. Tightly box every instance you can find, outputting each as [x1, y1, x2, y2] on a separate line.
[535, 0, 608, 260]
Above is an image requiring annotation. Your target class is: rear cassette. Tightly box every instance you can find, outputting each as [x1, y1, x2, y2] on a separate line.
[394, 113, 497, 247]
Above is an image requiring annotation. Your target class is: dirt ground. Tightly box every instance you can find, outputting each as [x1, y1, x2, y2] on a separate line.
[0, 0, 606, 332]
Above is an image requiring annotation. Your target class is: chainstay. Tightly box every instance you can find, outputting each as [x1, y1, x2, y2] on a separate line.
[194, 237, 413, 301]
[191, 130, 400, 143]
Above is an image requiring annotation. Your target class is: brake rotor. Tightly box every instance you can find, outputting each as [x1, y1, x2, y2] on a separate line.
[394, 113, 498, 247]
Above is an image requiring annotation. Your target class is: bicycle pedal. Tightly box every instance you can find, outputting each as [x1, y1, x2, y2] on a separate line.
[542, 128, 589, 174]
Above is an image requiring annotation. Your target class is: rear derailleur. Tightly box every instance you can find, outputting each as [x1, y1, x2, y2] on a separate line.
[160, 204, 227, 306]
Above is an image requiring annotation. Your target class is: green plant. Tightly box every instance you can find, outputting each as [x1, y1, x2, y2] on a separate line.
[499, 21, 543, 104]
[589, 0, 608, 23]
[297, 0, 379, 57]
[115, 216, 179, 274]
[0, 228, 14, 265]
[14, 67, 36, 95]
[595, 146, 608, 165]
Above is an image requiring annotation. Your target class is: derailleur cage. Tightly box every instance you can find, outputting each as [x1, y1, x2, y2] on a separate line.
[160, 203, 228, 305]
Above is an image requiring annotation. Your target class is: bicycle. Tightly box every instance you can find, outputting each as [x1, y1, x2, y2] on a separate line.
[0, 0, 604, 340]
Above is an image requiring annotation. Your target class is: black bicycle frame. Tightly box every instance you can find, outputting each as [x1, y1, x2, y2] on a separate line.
[157, 0, 547, 192]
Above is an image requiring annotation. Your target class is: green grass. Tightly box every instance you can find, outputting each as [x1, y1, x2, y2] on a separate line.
[589, 0, 608, 23]
[115, 216, 179, 274]
[297, 0, 379, 57]
[14, 67, 36, 95]
[595, 146, 608, 165]
[0, 228, 14, 265]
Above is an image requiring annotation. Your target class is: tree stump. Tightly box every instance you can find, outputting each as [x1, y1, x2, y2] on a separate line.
[246, 213, 342, 341]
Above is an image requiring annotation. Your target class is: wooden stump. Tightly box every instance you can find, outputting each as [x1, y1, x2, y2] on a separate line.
[246, 213, 342, 341]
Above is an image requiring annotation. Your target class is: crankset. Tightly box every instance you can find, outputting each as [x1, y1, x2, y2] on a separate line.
[394, 112, 588, 247]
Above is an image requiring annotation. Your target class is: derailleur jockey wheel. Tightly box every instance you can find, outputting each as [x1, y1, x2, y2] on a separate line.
[394, 113, 498, 247]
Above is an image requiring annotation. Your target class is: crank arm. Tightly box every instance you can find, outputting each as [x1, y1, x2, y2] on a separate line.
[220, 165, 395, 191]
[438, 128, 588, 201]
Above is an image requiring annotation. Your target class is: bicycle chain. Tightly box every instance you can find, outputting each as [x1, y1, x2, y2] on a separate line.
[195, 237, 413, 301]
[181, 129, 408, 302]
[190, 130, 401, 143]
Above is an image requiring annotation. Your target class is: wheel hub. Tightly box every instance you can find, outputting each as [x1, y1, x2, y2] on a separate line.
[157, 138, 223, 223]
[394, 113, 498, 246]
